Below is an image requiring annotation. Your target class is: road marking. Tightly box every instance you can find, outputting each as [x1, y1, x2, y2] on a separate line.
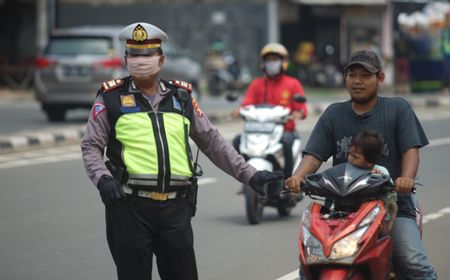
[423, 207, 450, 223]
[428, 137, 450, 148]
[198, 177, 218, 185]
[275, 269, 299, 280]
[277, 207, 450, 280]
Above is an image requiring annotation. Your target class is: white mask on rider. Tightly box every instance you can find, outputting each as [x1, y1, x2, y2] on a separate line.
[264, 60, 282, 77]
[126, 55, 162, 78]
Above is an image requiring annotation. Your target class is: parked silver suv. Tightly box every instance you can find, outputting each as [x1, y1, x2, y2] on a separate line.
[35, 26, 201, 122]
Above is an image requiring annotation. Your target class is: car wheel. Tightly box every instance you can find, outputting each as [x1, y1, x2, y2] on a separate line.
[45, 106, 66, 122]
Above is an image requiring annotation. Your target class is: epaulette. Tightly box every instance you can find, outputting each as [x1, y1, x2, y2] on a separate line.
[101, 79, 124, 92]
[168, 80, 192, 93]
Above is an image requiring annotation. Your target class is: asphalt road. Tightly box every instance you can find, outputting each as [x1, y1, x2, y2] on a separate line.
[0, 107, 450, 279]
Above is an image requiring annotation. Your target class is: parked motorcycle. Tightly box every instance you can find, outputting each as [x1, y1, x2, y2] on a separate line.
[234, 95, 306, 224]
[298, 163, 421, 279]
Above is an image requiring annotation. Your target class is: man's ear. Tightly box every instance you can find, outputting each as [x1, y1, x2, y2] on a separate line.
[159, 55, 165, 67]
[377, 71, 385, 85]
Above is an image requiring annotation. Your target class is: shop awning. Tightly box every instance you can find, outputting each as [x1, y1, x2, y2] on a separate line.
[290, 0, 387, 5]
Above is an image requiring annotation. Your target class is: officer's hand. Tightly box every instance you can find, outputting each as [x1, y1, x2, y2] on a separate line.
[249, 170, 284, 196]
[395, 177, 415, 193]
[97, 175, 126, 206]
[284, 175, 303, 193]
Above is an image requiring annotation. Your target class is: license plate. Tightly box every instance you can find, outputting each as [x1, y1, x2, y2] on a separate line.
[244, 122, 275, 133]
[62, 65, 92, 77]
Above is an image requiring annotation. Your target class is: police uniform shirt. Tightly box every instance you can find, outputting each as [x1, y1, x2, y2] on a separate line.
[80, 78, 257, 187]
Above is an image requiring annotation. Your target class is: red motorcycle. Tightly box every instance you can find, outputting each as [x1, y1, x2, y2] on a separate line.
[297, 163, 412, 280]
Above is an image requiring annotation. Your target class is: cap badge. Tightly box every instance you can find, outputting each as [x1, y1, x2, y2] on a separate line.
[132, 24, 148, 42]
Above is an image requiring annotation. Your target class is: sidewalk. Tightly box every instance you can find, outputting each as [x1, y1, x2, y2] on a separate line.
[0, 87, 449, 155]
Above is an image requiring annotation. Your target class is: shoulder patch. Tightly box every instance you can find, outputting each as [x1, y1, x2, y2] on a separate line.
[192, 96, 203, 117]
[101, 79, 124, 92]
[168, 80, 192, 93]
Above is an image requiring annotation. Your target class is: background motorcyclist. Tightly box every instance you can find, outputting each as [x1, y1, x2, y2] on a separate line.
[232, 42, 308, 180]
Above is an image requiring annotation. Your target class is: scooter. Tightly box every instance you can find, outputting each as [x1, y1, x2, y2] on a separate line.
[236, 95, 306, 224]
[298, 163, 418, 279]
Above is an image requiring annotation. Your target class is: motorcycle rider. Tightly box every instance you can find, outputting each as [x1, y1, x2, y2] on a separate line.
[285, 49, 436, 279]
[233, 43, 307, 185]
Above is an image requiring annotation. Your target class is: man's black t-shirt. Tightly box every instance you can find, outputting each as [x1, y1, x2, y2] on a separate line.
[304, 96, 429, 219]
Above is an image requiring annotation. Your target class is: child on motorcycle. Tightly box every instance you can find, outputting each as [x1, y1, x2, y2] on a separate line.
[347, 128, 398, 231]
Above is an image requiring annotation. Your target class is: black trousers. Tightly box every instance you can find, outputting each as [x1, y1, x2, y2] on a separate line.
[105, 195, 197, 280]
[233, 131, 297, 177]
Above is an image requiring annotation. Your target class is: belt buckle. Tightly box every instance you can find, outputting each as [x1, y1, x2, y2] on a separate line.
[151, 192, 169, 201]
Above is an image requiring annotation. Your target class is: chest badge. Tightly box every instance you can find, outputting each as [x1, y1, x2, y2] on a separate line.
[120, 94, 140, 113]
[121, 95, 137, 107]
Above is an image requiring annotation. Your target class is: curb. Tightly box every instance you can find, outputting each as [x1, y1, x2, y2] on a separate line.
[0, 96, 448, 155]
[0, 126, 85, 155]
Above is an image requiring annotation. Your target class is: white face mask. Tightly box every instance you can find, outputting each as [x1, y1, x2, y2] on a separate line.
[126, 55, 162, 78]
[264, 60, 282, 76]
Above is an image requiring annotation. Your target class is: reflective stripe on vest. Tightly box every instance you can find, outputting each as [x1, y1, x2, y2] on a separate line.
[115, 111, 192, 189]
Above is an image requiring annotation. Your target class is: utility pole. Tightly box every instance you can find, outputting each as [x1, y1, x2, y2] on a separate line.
[36, 0, 47, 53]
[267, 0, 279, 43]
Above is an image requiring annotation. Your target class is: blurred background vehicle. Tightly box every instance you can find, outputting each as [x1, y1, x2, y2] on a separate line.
[34, 26, 126, 122]
[204, 41, 252, 96]
[160, 41, 202, 99]
[34, 26, 202, 122]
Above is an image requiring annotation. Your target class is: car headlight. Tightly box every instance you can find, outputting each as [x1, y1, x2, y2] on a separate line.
[330, 225, 368, 260]
[302, 226, 326, 264]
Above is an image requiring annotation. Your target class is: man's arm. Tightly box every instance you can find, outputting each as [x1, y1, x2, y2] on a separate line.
[285, 154, 322, 192]
[395, 147, 420, 193]
[190, 106, 257, 184]
[80, 95, 112, 186]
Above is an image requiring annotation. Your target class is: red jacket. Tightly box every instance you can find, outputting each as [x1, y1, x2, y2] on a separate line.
[240, 74, 307, 131]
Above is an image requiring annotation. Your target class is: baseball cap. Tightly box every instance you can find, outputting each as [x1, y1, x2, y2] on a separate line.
[119, 22, 168, 55]
[344, 49, 382, 73]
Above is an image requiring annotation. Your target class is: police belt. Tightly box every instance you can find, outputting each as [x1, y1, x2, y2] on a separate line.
[122, 185, 188, 201]
[127, 174, 192, 188]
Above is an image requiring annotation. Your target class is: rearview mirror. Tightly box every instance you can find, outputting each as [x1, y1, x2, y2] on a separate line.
[225, 91, 239, 102]
[293, 95, 307, 103]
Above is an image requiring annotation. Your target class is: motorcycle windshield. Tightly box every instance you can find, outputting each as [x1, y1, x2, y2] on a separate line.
[304, 163, 391, 199]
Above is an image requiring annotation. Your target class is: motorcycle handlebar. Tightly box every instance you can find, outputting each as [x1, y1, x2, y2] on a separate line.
[280, 181, 419, 198]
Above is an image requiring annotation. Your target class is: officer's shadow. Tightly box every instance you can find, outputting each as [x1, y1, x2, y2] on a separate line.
[213, 211, 298, 226]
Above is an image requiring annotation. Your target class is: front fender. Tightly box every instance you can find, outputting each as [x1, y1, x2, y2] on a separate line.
[247, 158, 273, 171]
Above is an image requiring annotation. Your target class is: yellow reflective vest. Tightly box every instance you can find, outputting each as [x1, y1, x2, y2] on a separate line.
[101, 78, 194, 193]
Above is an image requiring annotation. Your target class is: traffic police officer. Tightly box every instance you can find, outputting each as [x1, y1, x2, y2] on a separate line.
[80, 22, 282, 280]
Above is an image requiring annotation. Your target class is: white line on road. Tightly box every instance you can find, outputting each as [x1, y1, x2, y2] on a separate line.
[423, 207, 450, 223]
[198, 177, 218, 185]
[275, 269, 300, 280]
[0, 153, 81, 169]
[428, 137, 450, 148]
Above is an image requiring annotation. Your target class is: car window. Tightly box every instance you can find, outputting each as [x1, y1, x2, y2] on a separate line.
[46, 36, 114, 56]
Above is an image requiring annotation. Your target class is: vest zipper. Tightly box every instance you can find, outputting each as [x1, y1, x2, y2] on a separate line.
[148, 100, 167, 193]
[154, 114, 167, 193]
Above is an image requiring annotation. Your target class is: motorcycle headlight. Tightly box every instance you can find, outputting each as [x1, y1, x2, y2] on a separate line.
[359, 205, 381, 228]
[330, 225, 368, 260]
[302, 226, 326, 264]
[301, 206, 311, 228]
